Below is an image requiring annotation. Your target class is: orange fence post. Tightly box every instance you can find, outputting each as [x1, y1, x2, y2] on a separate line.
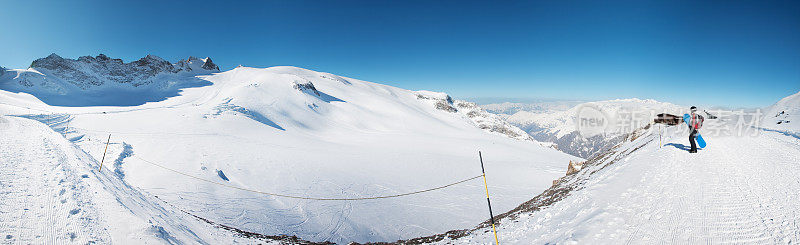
[99, 134, 111, 171]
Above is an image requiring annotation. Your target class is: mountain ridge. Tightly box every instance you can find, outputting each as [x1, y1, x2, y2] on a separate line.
[0, 54, 219, 106]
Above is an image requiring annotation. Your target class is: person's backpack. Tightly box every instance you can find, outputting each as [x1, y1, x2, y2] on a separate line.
[692, 114, 704, 129]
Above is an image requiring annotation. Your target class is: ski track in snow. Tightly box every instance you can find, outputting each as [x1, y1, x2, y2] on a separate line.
[0, 116, 275, 244]
[445, 128, 800, 244]
[0, 117, 107, 244]
[619, 132, 800, 243]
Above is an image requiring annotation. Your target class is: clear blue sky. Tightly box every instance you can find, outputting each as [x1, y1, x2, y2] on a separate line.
[1, 0, 798, 108]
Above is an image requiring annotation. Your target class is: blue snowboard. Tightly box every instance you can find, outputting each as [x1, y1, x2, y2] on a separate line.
[683, 114, 706, 148]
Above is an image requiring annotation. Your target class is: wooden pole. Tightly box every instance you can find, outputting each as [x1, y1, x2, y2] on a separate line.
[99, 134, 111, 171]
[479, 151, 500, 245]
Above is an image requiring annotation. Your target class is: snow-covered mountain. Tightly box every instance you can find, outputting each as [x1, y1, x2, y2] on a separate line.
[0, 55, 580, 244]
[0, 54, 218, 106]
[481, 100, 584, 115]
[414, 91, 534, 141]
[761, 91, 800, 136]
[506, 99, 684, 158]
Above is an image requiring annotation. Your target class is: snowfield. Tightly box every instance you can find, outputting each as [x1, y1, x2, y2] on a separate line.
[1, 56, 580, 244]
[0, 116, 277, 244]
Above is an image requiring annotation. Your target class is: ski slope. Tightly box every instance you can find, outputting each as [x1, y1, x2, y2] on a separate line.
[1, 60, 580, 243]
[0, 116, 283, 244]
[437, 117, 800, 244]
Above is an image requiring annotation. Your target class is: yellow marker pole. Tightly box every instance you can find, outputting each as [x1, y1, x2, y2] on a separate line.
[99, 134, 111, 171]
[479, 151, 500, 245]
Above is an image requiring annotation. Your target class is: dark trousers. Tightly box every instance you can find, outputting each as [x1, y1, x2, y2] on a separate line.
[689, 129, 697, 152]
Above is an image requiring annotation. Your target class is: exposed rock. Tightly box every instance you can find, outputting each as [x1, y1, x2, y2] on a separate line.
[201, 57, 219, 71]
[507, 99, 683, 158]
[566, 160, 584, 175]
[319, 73, 351, 85]
[292, 80, 320, 96]
[414, 91, 534, 141]
[25, 53, 219, 89]
[554, 159, 588, 187]
[435, 100, 458, 113]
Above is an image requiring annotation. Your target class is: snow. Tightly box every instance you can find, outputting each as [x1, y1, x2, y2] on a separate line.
[0, 62, 579, 243]
[0, 116, 275, 244]
[481, 100, 584, 115]
[505, 98, 685, 158]
[508, 98, 683, 138]
[5, 53, 794, 244]
[761, 91, 800, 136]
[0, 54, 217, 106]
[436, 116, 800, 244]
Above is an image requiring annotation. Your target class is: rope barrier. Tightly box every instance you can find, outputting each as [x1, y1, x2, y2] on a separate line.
[131, 154, 483, 201]
[2, 103, 486, 200]
[70, 125, 225, 137]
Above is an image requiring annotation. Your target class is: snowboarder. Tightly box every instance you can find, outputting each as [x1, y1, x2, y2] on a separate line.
[687, 106, 704, 153]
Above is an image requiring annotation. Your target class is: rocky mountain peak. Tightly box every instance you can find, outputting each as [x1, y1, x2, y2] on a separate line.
[133, 54, 172, 67]
[201, 57, 219, 71]
[21, 53, 219, 90]
[45, 53, 63, 60]
[30, 53, 69, 71]
[76, 54, 123, 64]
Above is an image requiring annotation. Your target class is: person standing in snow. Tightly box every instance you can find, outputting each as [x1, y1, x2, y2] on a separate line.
[687, 106, 703, 153]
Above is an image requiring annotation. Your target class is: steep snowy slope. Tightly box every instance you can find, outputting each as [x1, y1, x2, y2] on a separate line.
[506, 99, 684, 158]
[762, 91, 800, 136]
[431, 118, 800, 244]
[414, 91, 534, 141]
[0, 54, 218, 106]
[0, 116, 297, 244]
[0, 62, 579, 243]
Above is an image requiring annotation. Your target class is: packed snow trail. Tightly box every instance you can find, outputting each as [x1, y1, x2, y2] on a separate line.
[618, 131, 800, 243]
[439, 127, 800, 244]
[0, 116, 108, 243]
[0, 116, 284, 244]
